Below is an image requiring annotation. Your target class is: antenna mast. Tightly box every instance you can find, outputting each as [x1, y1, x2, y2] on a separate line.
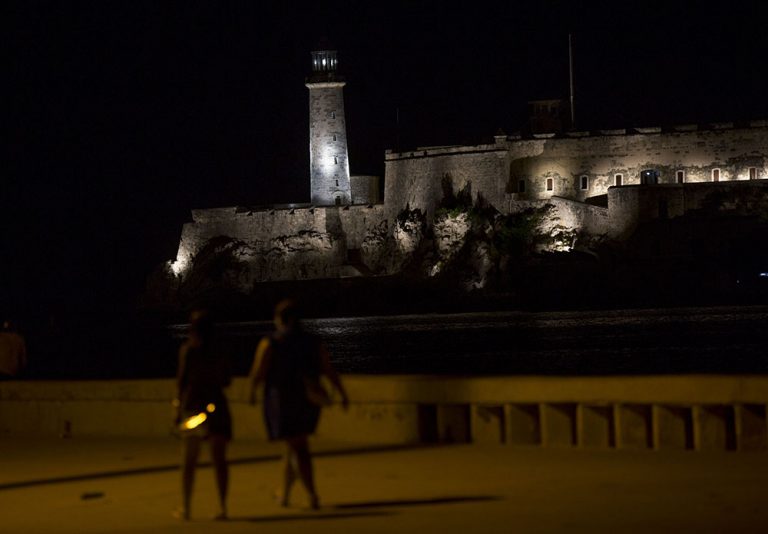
[569, 33, 576, 129]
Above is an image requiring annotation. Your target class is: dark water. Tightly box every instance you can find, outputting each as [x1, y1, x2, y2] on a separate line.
[21, 306, 768, 379]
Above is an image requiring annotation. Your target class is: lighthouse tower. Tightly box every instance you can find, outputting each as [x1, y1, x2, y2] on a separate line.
[306, 46, 351, 206]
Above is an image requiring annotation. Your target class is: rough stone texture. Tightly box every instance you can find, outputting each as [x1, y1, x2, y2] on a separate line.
[384, 123, 768, 215]
[162, 124, 768, 294]
[608, 180, 768, 238]
[350, 174, 381, 205]
[383, 145, 509, 218]
[307, 81, 351, 206]
[430, 212, 471, 275]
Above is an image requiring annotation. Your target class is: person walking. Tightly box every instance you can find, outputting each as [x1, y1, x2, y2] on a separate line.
[248, 299, 348, 510]
[174, 309, 232, 520]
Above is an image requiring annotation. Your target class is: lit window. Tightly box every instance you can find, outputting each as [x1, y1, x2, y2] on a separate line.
[546, 178, 554, 191]
[580, 175, 588, 190]
[615, 173, 623, 186]
[712, 168, 720, 182]
[676, 170, 685, 184]
[749, 167, 757, 180]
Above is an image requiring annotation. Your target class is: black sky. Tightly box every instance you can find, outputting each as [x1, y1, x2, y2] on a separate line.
[4, 1, 768, 317]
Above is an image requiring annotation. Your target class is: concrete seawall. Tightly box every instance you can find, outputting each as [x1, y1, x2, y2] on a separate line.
[2, 375, 766, 452]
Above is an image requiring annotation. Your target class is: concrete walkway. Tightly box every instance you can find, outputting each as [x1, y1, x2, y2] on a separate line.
[0, 436, 767, 533]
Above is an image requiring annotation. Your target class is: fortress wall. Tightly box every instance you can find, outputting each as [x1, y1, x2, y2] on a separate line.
[173, 205, 390, 278]
[506, 126, 768, 201]
[608, 181, 768, 238]
[184, 207, 327, 247]
[166, 124, 768, 284]
[509, 198, 610, 241]
[350, 175, 381, 205]
[173, 207, 332, 275]
[337, 205, 388, 249]
[549, 197, 610, 237]
[384, 146, 509, 217]
[383, 125, 768, 230]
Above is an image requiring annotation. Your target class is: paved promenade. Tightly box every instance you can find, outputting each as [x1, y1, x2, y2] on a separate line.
[1, 436, 767, 533]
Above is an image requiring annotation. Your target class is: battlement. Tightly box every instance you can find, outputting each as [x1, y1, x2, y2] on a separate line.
[385, 143, 505, 161]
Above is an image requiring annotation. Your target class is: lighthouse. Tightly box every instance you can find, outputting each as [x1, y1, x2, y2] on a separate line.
[306, 46, 351, 206]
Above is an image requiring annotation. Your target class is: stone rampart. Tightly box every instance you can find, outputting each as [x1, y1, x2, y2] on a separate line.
[2, 376, 767, 451]
[507, 197, 609, 242]
[164, 123, 768, 285]
[503, 124, 768, 199]
[337, 204, 387, 249]
[350, 175, 381, 205]
[608, 181, 768, 238]
[171, 205, 390, 280]
[383, 124, 768, 211]
[384, 145, 509, 217]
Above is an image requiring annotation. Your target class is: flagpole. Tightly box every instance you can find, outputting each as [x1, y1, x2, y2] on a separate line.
[569, 33, 576, 129]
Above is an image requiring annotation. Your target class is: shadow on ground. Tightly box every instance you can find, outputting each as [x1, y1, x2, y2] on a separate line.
[0, 443, 434, 491]
[234, 511, 394, 522]
[232, 495, 501, 523]
[332, 495, 502, 509]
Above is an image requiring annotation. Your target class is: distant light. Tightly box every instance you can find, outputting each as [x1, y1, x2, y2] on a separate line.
[206, 403, 216, 413]
[760, 272, 768, 278]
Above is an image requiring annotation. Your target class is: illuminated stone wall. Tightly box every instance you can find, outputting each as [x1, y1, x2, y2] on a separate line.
[380, 122, 768, 241]
[170, 204, 389, 282]
[383, 122, 768, 214]
[307, 82, 352, 206]
[383, 144, 509, 218]
[166, 123, 768, 286]
[350, 175, 381, 205]
[608, 180, 768, 238]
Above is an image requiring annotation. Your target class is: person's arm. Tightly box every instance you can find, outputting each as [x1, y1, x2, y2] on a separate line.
[319, 342, 349, 409]
[247, 337, 272, 405]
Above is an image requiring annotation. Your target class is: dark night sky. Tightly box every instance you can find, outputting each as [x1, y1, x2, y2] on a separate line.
[4, 1, 768, 317]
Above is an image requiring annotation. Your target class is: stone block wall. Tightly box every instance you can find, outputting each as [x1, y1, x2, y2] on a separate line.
[337, 204, 387, 249]
[350, 175, 381, 205]
[499, 123, 768, 200]
[608, 181, 768, 238]
[383, 145, 509, 217]
[307, 82, 351, 206]
[382, 123, 768, 212]
[163, 123, 768, 286]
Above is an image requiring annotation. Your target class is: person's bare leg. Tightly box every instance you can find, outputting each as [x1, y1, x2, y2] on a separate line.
[288, 435, 318, 509]
[278, 441, 297, 507]
[209, 435, 229, 519]
[179, 436, 201, 519]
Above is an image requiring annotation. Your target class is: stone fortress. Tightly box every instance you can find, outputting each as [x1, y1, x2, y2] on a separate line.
[165, 45, 768, 292]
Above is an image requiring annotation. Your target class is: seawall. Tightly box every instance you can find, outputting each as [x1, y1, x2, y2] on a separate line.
[2, 376, 767, 452]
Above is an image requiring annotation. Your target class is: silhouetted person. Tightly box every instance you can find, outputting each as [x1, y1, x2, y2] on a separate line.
[0, 320, 27, 379]
[248, 299, 348, 509]
[174, 309, 232, 520]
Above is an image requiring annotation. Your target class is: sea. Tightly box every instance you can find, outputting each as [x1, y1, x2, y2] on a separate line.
[21, 305, 768, 379]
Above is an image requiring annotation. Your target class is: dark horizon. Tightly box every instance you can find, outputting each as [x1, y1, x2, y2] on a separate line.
[5, 1, 768, 319]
